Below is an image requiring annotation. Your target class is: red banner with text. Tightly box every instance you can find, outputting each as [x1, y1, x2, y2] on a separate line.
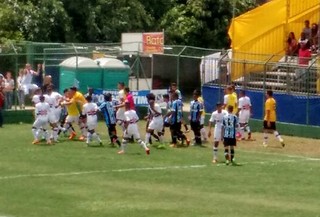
[142, 32, 164, 54]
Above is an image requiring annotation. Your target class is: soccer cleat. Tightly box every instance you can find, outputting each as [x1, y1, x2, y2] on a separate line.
[78, 136, 85, 141]
[169, 144, 177, 148]
[186, 139, 191, 147]
[32, 139, 40, 145]
[262, 142, 268, 147]
[280, 139, 285, 147]
[117, 150, 125, 154]
[231, 159, 238, 166]
[46, 141, 52, 145]
[225, 160, 230, 165]
[145, 148, 150, 155]
[99, 142, 103, 146]
[69, 132, 76, 140]
[212, 159, 218, 164]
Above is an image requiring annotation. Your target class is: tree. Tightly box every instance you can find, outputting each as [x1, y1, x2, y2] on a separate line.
[0, 0, 71, 43]
[160, 0, 234, 48]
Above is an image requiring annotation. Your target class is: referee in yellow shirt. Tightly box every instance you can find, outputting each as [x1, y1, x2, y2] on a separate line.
[263, 90, 285, 147]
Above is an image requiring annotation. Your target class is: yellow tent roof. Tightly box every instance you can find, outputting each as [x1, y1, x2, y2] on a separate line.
[228, 0, 319, 80]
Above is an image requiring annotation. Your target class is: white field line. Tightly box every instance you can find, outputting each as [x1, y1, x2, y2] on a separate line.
[0, 156, 318, 181]
[0, 165, 206, 180]
[238, 149, 320, 161]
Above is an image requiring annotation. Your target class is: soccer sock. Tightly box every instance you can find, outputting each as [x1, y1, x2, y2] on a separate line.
[273, 131, 283, 141]
[239, 125, 245, 139]
[121, 139, 128, 151]
[92, 132, 101, 142]
[152, 132, 160, 141]
[230, 148, 235, 161]
[263, 133, 268, 143]
[246, 126, 251, 138]
[137, 139, 148, 149]
[184, 124, 189, 131]
[224, 148, 229, 160]
[44, 130, 50, 142]
[52, 127, 59, 141]
[32, 127, 38, 140]
[86, 132, 91, 143]
[200, 128, 207, 140]
[213, 146, 218, 160]
[80, 125, 87, 137]
[145, 132, 151, 145]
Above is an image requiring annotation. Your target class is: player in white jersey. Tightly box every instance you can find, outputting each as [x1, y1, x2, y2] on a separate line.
[237, 90, 253, 140]
[208, 102, 228, 163]
[32, 95, 51, 145]
[115, 82, 126, 130]
[32, 88, 42, 106]
[82, 95, 102, 146]
[44, 85, 63, 143]
[118, 102, 150, 155]
[144, 94, 164, 147]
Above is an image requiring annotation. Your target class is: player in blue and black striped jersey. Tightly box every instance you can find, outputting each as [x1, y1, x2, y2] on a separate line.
[99, 93, 121, 147]
[165, 92, 190, 147]
[222, 105, 239, 165]
[189, 90, 203, 145]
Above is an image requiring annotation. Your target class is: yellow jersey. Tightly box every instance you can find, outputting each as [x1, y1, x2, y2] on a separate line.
[66, 98, 80, 116]
[198, 96, 205, 116]
[264, 98, 276, 122]
[224, 93, 238, 114]
[73, 91, 87, 106]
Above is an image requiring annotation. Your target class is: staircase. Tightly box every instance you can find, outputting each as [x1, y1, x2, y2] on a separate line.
[233, 59, 318, 94]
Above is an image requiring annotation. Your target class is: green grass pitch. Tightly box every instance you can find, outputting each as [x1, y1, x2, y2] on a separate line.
[0, 122, 319, 217]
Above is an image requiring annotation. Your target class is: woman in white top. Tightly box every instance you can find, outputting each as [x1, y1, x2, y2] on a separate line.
[16, 68, 26, 109]
[4, 71, 15, 109]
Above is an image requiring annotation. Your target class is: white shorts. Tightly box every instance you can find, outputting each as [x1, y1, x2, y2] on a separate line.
[200, 116, 205, 125]
[86, 116, 98, 130]
[33, 118, 49, 129]
[66, 115, 79, 124]
[116, 109, 125, 121]
[148, 118, 163, 132]
[239, 110, 250, 123]
[213, 127, 222, 142]
[124, 124, 141, 139]
[87, 121, 98, 131]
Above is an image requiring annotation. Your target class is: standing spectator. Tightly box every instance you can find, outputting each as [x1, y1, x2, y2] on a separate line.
[0, 74, 5, 127]
[302, 20, 312, 41]
[4, 71, 15, 109]
[33, 64, 44, 88]
[311, 23, 318, 52]
[286, 32, 298, 56]
[16, 69, 26, 109]
[295, 39, 311, 80]
[42, 75, 53, 94]
[21, 63, 39, 95]
[84, 87, 99, 104]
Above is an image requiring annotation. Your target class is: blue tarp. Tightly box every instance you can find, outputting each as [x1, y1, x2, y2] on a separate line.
[202, 84, 320, 126]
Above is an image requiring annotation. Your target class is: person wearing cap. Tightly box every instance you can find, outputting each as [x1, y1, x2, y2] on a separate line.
[32, 95, 51, 145]
[118, 101, 150, 155]
[208, 102, 228, 163]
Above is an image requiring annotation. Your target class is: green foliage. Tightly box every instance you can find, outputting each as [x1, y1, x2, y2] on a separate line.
[0, 0, 260, 47]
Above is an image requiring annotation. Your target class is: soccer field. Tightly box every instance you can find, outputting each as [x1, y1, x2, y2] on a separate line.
[0, 122, 319, 217]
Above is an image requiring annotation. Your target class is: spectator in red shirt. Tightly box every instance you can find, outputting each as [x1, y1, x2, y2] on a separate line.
[124, 87, 135, 110]
[295, 39, 311, 81]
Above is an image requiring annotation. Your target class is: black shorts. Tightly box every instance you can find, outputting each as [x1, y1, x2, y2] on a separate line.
[170, 122, 181, 132]
[263, 121, 276, 130]
[223, 138, 237, 147]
